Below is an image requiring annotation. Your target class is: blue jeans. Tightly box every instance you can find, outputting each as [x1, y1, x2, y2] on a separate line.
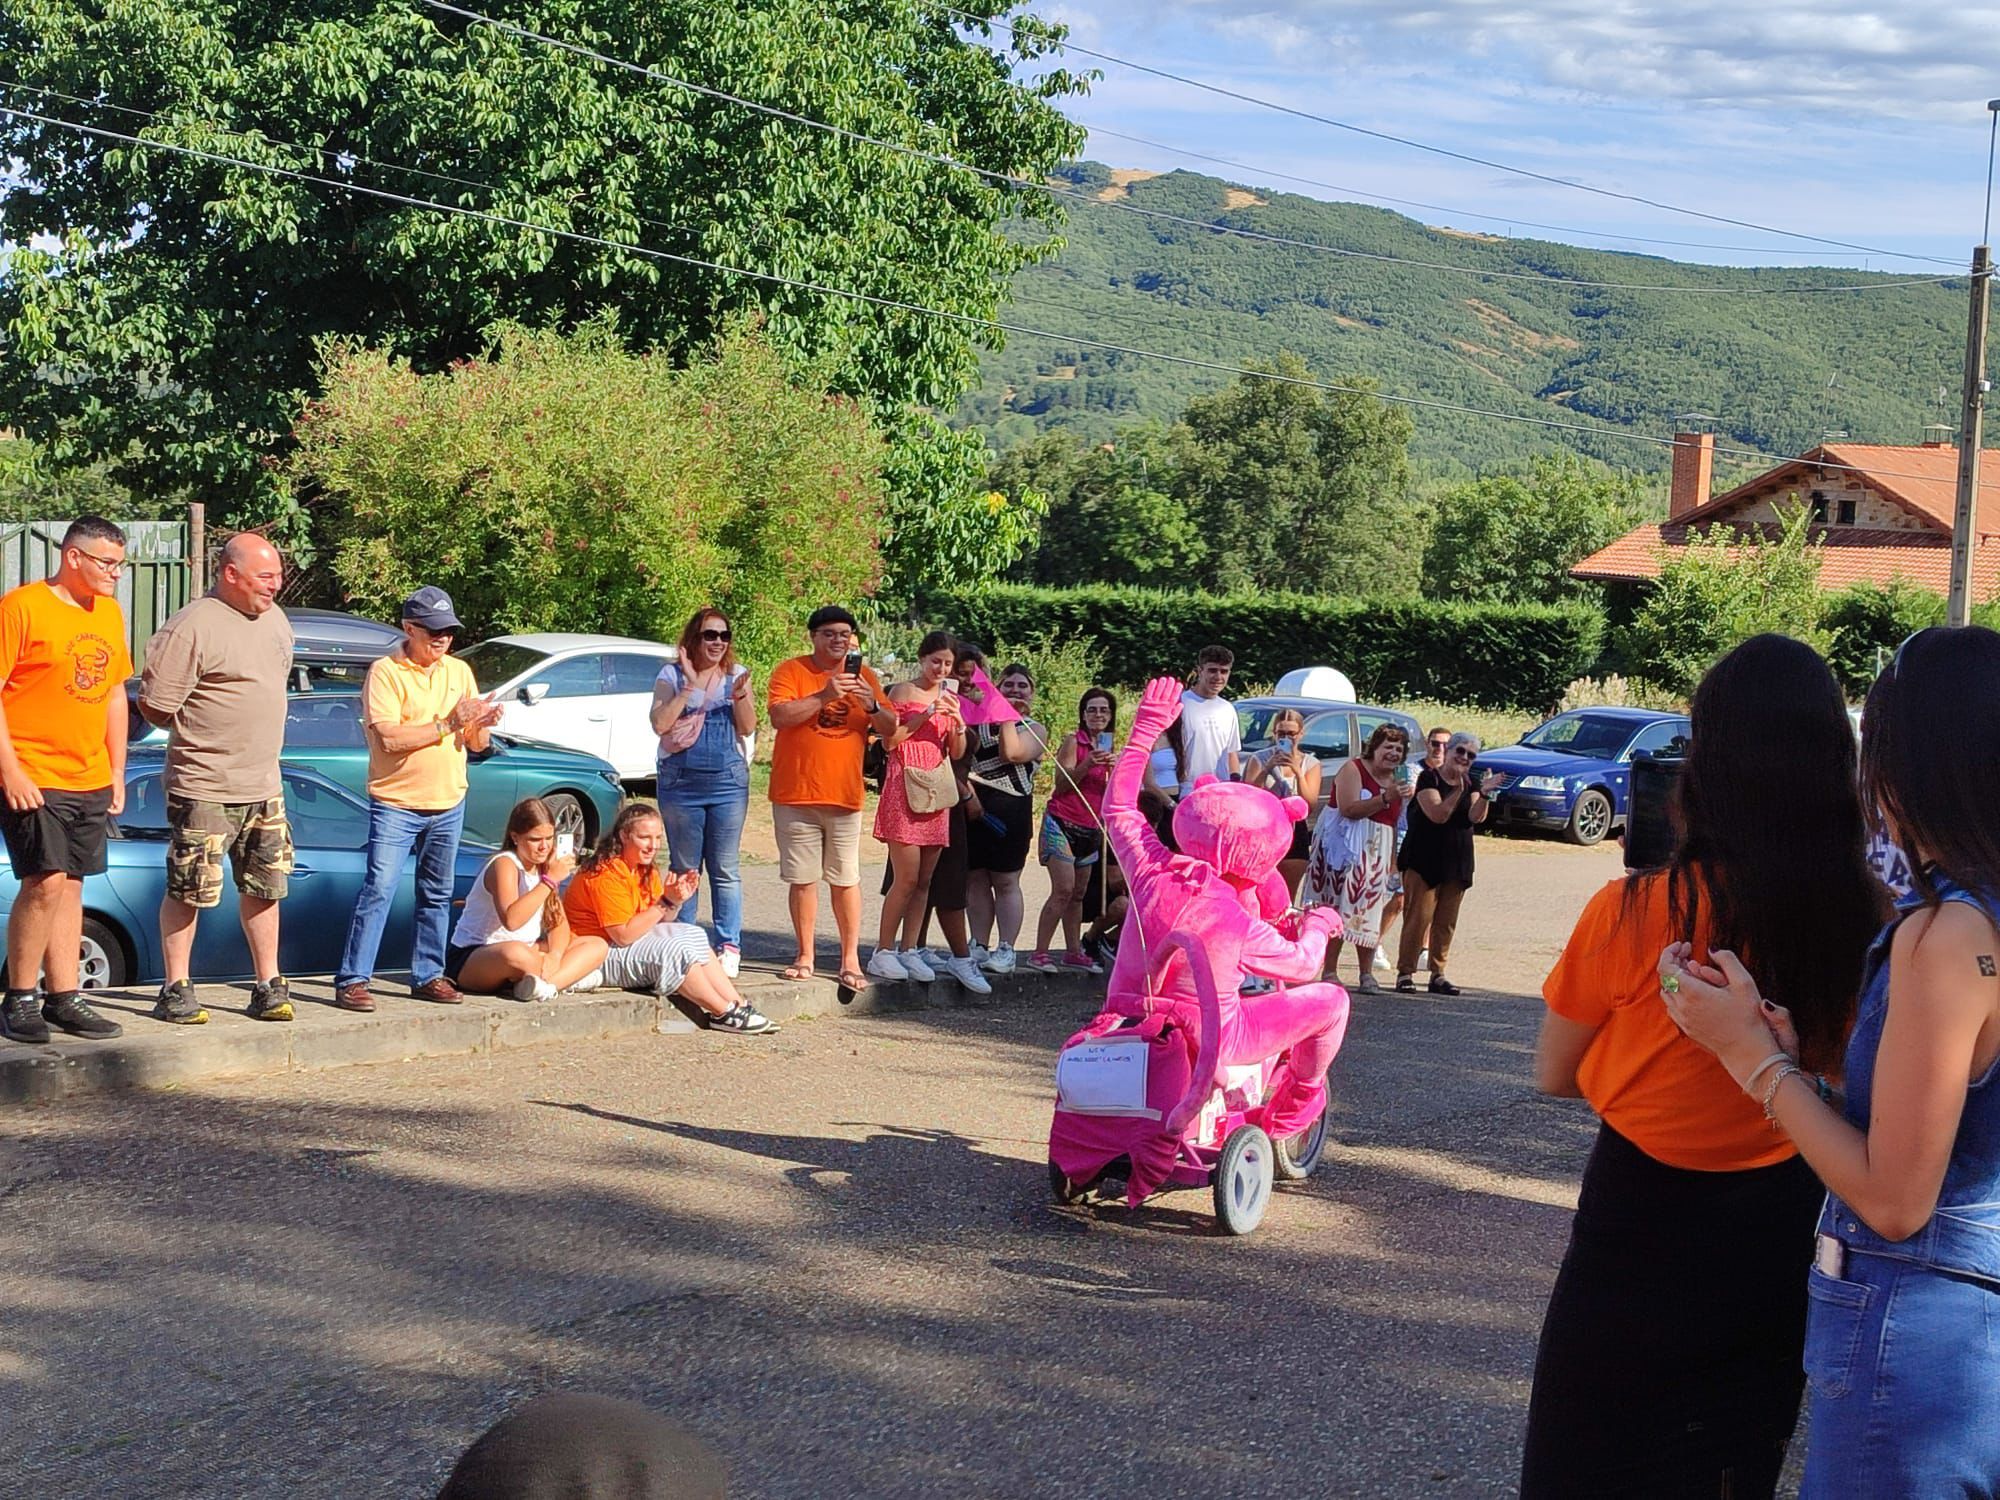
[1800, 1248, 2000, 1494]
[336, 799, 464, 988]
[657, 785, 747, 950]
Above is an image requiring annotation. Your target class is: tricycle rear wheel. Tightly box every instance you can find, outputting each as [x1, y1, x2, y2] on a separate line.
[1274, 1109, 1328, 1180]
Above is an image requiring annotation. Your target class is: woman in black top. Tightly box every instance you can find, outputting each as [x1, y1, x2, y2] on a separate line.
[1396, 730, 1488, 994]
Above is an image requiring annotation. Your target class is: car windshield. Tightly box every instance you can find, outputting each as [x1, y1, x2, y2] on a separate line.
[460, 640, 549, 693]
[1522, 712, 1640, 758]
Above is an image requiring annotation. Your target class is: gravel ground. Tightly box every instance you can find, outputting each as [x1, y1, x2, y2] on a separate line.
[2, 835, 1631, 1499]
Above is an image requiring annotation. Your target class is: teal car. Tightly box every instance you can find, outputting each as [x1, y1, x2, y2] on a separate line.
[278, 692, 625, 846]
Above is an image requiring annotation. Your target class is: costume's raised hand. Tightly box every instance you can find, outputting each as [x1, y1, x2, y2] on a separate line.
[1134, 675, 1184, 736]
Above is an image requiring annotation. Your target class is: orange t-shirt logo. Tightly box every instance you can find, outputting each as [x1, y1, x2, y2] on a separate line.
[69, 635, 114, 698]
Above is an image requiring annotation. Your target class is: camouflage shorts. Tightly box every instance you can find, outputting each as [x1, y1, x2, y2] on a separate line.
[166, 796, 294, 908]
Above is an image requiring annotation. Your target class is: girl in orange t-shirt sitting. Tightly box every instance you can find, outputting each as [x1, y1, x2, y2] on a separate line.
[1520, 635, 1886, 1499]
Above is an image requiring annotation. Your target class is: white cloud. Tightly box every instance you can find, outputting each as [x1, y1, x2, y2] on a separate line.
[1117, 0, 2000, 119]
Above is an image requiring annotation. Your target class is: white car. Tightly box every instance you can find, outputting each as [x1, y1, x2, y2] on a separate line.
[460, 633, 678, 783]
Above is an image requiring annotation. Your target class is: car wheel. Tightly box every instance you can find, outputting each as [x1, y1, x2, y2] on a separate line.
[544, 792, 591, 846]
[1566, 789, 1614, 846]
[79, 917, 131, 990]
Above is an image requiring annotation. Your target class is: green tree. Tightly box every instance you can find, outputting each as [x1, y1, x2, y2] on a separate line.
[1422, 452, 1650, 604]
[1177, 357, 1420, 596]
[878, 414, 1047, 597]
[1620, 506, 1828, 696]
[293, 321, 884, 670]
[994, 426, 1208, 586]
[0, 0, 1089, 527]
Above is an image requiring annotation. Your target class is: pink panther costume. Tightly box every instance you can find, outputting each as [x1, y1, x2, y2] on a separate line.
[1048, 676, 1353, 1205]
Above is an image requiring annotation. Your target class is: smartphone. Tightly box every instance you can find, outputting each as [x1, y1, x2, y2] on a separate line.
[942, 677, 959, 695]
[1276, 735, 1295, 756]
[1095, 731, 1114, 753]
[844, 650, 863, 675]
[554, 832, 575, 859]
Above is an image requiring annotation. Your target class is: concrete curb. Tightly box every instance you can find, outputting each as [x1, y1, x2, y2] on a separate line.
[0, 961, 1103, 1106]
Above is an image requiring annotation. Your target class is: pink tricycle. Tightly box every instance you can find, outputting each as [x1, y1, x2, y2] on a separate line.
[1046, 930, 1335, 1236]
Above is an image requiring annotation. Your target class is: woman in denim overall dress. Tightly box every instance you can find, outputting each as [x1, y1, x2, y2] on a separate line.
[1666, 624, 2000, 1493]
[651, 610, 755, 977]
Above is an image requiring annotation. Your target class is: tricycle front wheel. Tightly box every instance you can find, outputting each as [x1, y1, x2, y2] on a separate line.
[1213, 1125, 1274, 1235]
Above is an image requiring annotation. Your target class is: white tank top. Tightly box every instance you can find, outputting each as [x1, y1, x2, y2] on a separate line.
[451, 851, 544, 948]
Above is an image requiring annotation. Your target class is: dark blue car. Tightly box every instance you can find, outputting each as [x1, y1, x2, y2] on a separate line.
[1477, 708, 1690, 846]
[0, 750, 495, 989]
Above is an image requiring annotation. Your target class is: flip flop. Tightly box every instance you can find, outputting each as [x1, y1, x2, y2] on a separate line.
[836, 969, 871, 1002]
[780, 964, 815, 982]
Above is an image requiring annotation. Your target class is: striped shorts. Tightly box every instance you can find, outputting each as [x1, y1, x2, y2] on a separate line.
[601, 922, 714, 996]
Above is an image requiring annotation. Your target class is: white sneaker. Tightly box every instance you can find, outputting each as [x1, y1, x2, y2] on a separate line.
[982, 943, 1017, 976]
[512, 974, 558, 1003]
[719, 945, 741, 979]
[1372, 948, 1392, 973]
[866, 948, 909, 981]
[568, 968, 605, 993]
[1418, 947, 1431, 973]
[899, 947, 937, 982]
[925, 946, 955, 972]
[946, 955, 993, 995]
[968, 941, 990, 968]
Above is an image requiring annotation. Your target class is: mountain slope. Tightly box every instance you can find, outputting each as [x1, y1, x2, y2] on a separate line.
[959, 163, 1974, 476]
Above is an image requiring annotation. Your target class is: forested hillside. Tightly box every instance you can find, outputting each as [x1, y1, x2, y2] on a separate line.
[961, 162, 1973, 476]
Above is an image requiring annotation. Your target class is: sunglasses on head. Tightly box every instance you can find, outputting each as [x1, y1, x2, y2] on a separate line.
[700, 628, 732, 642]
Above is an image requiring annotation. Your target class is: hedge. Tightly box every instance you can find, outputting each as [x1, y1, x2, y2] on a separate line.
[917, 583, 1605, 711]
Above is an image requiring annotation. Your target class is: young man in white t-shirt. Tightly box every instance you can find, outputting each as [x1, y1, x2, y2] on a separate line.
[1178, 645, 1242, 782]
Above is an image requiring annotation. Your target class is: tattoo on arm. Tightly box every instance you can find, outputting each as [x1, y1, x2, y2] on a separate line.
[1980, 955, 1997, 977]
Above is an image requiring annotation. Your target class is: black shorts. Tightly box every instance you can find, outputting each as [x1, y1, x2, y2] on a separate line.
[0, 786, 113, 879]
[965, 788, 1033, 874]
[1288, 820, 1311, 863]
[444, 942, 480, 985]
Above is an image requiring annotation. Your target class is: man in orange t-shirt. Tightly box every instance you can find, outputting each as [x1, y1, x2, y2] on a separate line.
[0, 516, 134, 1044]
[766, 606, 892, 990]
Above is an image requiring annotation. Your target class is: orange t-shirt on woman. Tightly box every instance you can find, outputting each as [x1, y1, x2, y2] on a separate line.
[1544, 873, 1796, 1172]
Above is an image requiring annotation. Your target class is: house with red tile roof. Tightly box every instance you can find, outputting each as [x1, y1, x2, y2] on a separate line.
[1572, 434, 2000, 596]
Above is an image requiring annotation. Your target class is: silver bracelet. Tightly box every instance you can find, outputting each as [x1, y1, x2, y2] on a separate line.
[1761, 1062, 1803, 1122]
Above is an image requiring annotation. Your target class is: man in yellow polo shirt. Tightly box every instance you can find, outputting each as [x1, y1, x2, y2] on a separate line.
[333, 587, 501, 1011]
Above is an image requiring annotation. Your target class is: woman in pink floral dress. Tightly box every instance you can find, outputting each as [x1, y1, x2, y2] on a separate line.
[867, 631, 967, 982]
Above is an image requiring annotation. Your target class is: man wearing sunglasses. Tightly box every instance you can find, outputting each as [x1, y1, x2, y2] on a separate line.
[334, 586, 502, 1013]
[0, 516, 133, 1044]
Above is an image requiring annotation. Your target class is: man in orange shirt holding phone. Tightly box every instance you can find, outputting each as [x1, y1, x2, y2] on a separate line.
[766, 606, 894, 992]
[0, 516, 133, 1044]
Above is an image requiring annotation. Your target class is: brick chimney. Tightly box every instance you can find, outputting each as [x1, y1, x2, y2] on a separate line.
[1669, 432, 1715, 520]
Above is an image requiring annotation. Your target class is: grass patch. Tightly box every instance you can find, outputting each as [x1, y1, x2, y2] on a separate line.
[1388, 699, 1538, 750]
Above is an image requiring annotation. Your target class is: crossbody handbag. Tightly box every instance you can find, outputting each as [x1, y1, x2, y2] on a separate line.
[902, 755, 960, 815]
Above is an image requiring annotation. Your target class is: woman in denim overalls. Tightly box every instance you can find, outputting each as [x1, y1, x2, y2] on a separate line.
[651, 610, 755, 977]
[1667, 625, 2000, 1493]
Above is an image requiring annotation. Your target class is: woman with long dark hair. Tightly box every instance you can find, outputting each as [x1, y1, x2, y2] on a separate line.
[1030, 687, 1117, 975]
[1665, 626, 2000, 1493]
[1522, 634, 1885, 1498]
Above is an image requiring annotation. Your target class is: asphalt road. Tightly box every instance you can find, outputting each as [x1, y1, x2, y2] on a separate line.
[2, 835, 1627, 1499]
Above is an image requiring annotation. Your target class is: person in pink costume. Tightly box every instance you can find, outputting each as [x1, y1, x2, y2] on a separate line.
[1061, 676, 1352, 1202]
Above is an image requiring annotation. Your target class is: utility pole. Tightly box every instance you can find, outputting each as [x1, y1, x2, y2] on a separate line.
[1948, 100, 2000, 627]
[1948, 244, 1991, 626]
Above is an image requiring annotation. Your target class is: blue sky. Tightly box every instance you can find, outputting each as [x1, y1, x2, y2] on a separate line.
[1030, 1, 2000, 272]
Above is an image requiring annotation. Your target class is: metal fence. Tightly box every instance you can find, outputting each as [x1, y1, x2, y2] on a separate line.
[0, 520, 191, 671]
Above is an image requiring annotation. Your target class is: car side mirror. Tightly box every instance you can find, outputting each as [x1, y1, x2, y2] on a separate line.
[519, 682, 550, 705]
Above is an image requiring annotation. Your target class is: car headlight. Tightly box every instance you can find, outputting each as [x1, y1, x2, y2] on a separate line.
[1516, 775, 1567, 792]
[602, 771, 625, 790]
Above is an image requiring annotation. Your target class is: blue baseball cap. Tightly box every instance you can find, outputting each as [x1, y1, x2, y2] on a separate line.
[400, 585, 462, 633]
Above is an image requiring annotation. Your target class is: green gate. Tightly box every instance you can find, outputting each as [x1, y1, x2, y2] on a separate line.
[0, 520, 192, 671]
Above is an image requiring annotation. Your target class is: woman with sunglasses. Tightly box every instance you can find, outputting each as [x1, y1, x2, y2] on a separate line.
[651, 609, 756, 977]
[1395, 730, 1487, 995]
[1661, 626, 2000, 1494]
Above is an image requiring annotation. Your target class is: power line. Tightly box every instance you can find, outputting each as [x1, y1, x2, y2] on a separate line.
[416, 1, 1955, 297]
[1077, 123, 1906, 261]
[941, 5, 1966, 270]
[2, 101, 1978, 493]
